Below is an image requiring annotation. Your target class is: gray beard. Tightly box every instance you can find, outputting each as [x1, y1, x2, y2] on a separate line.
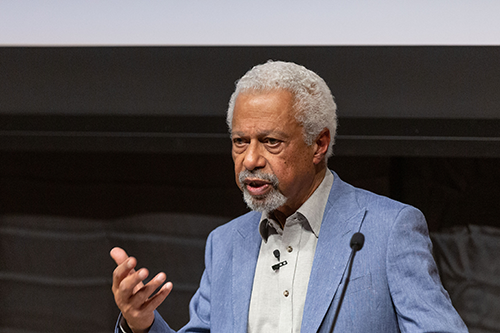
[238, 170, 287, 213]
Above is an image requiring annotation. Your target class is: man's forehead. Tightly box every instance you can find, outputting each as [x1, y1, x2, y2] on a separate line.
[230, 89, 301, 134]
[231, 109, 295, 132]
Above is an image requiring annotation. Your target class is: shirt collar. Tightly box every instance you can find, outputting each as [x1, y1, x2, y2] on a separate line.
[258, 170, 334, 242]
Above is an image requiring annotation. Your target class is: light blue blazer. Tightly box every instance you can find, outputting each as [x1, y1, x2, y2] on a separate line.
[118, 171, 467, 333]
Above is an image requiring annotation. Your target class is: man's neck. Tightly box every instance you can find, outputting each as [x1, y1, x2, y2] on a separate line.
[270, 210, 288, 228]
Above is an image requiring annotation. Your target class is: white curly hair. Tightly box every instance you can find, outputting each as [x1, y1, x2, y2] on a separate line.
[226, 60, 337, 159]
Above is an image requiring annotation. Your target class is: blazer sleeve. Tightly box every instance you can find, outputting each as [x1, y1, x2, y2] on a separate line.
[386, 206, 468, 332]
[176, 231, 214, 333]
[141, 272, 212, 333]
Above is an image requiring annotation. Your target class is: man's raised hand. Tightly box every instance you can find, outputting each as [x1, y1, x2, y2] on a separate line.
[110, 247, 173, 333]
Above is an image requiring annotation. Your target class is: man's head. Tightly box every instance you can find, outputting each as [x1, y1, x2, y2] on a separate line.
[227, 60, 337, 158]
[227, 61, 337, 218]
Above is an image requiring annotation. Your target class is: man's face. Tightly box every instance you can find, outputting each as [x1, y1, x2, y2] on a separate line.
[231, 89, 321, 217]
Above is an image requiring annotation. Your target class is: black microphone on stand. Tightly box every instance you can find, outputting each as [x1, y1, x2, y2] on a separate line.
[329, 232, 365, 333]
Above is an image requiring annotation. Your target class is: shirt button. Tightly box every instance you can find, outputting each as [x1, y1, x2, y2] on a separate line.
[283, 290, 289, 297]
[287, 246, 293, 253]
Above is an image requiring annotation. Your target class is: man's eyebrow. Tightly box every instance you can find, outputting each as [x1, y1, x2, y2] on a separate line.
[231, 130, 289, 138]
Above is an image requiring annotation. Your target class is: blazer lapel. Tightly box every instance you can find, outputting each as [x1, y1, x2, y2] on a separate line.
[301, 173, 367, 333]
[231, 214, 262, 332]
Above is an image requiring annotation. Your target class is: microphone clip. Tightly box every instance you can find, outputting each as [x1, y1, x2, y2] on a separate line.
[272, 249, 288, 271]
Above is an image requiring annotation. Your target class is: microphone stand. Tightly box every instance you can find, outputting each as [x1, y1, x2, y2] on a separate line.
[329, 232, 365, 333]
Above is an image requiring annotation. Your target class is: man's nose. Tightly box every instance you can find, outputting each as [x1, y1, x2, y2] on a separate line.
[242, 141, 265, 171]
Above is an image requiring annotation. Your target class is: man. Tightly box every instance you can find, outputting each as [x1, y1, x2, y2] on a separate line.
[111, 61, 468, 332]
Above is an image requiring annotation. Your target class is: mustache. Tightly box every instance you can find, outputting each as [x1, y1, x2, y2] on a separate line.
[238, 170, 280, 188]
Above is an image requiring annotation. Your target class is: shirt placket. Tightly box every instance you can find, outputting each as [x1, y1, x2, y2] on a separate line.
[278, 215, 303, 333]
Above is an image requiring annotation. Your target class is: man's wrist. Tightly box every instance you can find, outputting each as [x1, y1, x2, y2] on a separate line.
[119, 316, 154, 333]
[119, 316, 133, 333]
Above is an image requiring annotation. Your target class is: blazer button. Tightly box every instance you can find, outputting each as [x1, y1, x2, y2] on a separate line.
[287, 246, 293, 253]
[283, 290, 289, 297]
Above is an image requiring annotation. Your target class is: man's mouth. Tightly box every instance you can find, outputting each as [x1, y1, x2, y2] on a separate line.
[243, 179, 272, 196]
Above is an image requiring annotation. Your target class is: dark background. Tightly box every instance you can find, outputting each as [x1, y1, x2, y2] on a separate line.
[1, 46, 499, 333]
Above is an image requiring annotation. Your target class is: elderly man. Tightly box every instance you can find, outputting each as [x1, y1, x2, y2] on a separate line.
[111, 61, 467, 332]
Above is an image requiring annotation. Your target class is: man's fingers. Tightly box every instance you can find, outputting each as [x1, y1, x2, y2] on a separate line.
[112, 257, 139, 295]
[110, 247, 130, 266]
[141, 280, 173, 313]
[113, 257, 137, 279]
[109, 248, 172, 331]
[117, 267, 149, 298]
[119, 281, 172, 332]
[129, 271, 166, 305]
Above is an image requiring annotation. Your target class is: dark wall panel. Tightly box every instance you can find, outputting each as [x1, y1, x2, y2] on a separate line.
[1, 46, 499, 119]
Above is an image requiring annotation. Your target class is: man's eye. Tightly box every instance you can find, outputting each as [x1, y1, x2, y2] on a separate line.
[265, 138, 281, 146]
[233, 138, 246, 146]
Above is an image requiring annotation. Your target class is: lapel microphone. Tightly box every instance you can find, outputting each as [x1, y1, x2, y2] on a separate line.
[273, 249, 280, 261]
[329, 232, 365, 333]
[272, 249, 288, 270]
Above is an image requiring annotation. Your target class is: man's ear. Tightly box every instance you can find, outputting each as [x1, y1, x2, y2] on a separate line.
[313, 128, 330, 165]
